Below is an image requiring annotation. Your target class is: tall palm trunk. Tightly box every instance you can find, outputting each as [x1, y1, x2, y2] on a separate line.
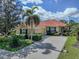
[30, 17, 35, 40]
[30, 18, 33, 40]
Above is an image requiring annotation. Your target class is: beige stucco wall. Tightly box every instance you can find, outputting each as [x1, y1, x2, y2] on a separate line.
[56, 27, 61, 33]
[15, 23, 46, 35]
[15, 23, 27, 35]
[34, 27, 46, 34]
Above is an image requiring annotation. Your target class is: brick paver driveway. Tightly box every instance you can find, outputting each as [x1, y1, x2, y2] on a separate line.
[26, 36, 67, 59]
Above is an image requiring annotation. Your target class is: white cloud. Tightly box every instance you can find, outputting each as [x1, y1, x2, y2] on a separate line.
[72, 13, 79, 18]
[34, 6, 56, 20]
[35, 7, 79, 20]
[27, 0, 43, 4]
[52, 8, 79, 20]
[64, 8, 78, 16]
[23, 6, 79, 21]
[22, 6, 30, 10]
[54, 0, 58, 3]
[52, 12, 64, 19]
[20, 0, 43, 5]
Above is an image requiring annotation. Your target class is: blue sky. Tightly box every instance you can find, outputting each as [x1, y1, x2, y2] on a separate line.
[18, 0, 79, 12]
[17, 0, 79, 22]
[34, 0, 79, 12]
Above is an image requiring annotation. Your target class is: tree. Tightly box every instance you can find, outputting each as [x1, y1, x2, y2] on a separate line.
[0, 0, 22, 35]
[24, 6, 40, 40]
[0, 17, 5, 34]
[60, 20, 67, 23]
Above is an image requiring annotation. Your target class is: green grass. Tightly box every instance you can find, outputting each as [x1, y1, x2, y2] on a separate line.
[58, 36, 79, 59]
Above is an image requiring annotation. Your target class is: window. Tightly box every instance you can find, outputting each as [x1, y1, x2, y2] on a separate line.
[20, 29, 27, 34]
[51, 27, 56, 32]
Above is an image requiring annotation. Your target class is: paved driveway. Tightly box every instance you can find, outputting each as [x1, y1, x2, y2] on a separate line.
[25, 36, 67, 59]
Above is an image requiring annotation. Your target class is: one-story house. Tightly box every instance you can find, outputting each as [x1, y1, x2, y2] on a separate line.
[15, 20, 66, 35]
[36, 20, 66, 35]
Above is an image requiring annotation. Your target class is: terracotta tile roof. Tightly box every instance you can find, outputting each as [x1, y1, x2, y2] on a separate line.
[38, 20, 66, 27]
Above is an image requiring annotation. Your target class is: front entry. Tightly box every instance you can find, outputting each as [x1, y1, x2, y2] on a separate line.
[46, 27, 56, 35]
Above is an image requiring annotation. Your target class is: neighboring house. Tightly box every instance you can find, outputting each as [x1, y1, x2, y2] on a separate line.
[15, 20, 66, 35]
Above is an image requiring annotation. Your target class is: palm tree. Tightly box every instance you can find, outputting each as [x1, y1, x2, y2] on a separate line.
[25, 6, 40, 40]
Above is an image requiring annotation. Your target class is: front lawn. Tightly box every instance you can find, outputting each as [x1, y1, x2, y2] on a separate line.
[58, 36, 79, 59]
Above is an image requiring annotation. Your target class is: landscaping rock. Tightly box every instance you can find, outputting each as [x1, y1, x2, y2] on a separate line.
[63, 49, 67, 53]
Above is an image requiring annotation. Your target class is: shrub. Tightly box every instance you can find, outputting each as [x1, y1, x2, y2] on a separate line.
[9, 35, 21, 48]
[22, 39, 32, 46]
[0, 36, 9, 42]
[54, 32, 60, 36]
[9, 30, 16, 35]
[62, 32, 69, 36]
[25, 34, 28, 39]
[17, 35, 25, 39]
[32, 34, 42, 41]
